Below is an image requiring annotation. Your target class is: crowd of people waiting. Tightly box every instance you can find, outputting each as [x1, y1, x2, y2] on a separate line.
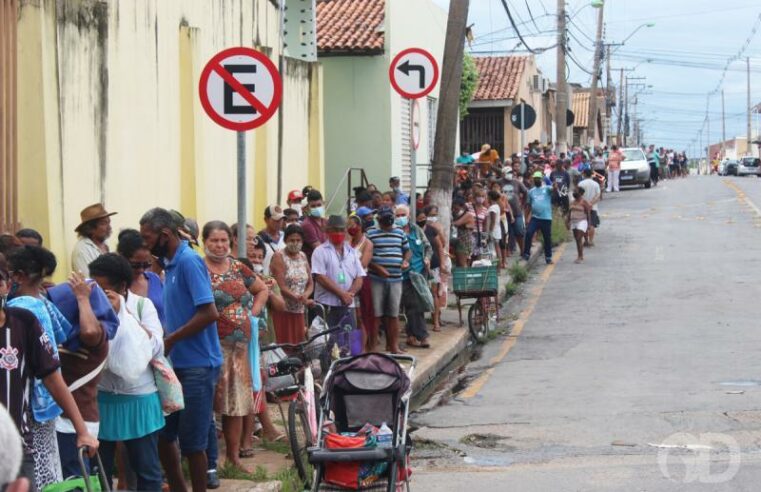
[0, 137, 677, 492]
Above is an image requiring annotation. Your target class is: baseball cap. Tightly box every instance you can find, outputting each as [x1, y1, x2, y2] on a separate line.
[264, 205, 285, 220]
[532, 171, 544, 178]
[287, 190, 303, 203]
[377, 206, 394, 219]
[356, 206, 374, 218]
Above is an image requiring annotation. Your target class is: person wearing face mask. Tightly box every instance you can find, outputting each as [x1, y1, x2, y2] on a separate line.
[347, 215, 376, 352]
[302, 190, 327, 261]
[201, 221, 268, 474]
[0, 260, 99, 492]
[469, 189, 489, 261]
[451, 198, 475, 267]
[523, 172, 557, 265]
[117, 229, 165, 327]
[395, 205, 432, 349]
[420, 207, 447, 332]
[366, 207, 410, 354]
[311, 216, 366, 356]
[269, 225, 314, 351]
[257, 205, 286, 276]
[6, 246, 72, 489]
[139, 208, 221, 492]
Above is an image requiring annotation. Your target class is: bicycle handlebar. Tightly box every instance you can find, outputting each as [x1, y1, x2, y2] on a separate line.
[260, 322, 351, 354]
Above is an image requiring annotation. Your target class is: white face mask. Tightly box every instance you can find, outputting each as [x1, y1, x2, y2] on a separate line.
[204, 247, 230, 261]
[427, 216, 439, 223]
[252, 264, 264, 275]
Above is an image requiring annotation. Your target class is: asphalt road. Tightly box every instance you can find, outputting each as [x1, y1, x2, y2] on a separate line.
[409, 175, 761, 491]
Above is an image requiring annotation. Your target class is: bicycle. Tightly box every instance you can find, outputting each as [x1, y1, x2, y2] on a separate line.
[260, 307, 354, 488]
[453, 248, 500, 343]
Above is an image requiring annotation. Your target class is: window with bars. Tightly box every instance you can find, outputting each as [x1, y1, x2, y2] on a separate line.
[427, 96, 437, 163]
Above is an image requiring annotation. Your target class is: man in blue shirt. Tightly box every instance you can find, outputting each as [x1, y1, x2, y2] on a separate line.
[140, 208, 220, 492]
[523, 171, 557, 264]
[389, 177, 410, 205]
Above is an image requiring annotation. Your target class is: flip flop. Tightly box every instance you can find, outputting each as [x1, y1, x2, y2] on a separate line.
[239, 448, 255, 458]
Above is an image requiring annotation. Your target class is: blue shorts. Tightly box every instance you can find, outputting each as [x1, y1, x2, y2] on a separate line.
[161, 366, 220, 454]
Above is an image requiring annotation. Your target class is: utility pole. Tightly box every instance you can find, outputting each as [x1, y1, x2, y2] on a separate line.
[623, 77, 628, 146]
[707, 95, 711, 166]
[606, 44, 612, 144]
[430, 0, 469, 250]
[555, 0, 568, 152]
[586, 2, 605, 147]
[632, 95, 638, 147]
[721, 89, 726, 159]
[748, 56, 752, 156]
[616, 68, 624, 144]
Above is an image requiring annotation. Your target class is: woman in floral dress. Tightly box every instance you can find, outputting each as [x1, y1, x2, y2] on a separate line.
[202, 221, 268, 472]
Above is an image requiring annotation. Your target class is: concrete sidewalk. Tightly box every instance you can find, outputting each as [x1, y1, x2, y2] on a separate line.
[216, 247, 545, 491]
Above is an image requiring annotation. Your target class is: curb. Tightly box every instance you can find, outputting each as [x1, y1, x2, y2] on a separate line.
[409, 244, 546, 398]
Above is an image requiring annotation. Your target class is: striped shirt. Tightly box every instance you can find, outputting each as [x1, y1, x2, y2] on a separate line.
[367, 227, 409, 283]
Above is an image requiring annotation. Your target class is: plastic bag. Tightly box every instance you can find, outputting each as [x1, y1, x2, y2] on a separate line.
[150, 355, 184, 415]
[106, 299, 152, 384]
[409, 271, 435, 313]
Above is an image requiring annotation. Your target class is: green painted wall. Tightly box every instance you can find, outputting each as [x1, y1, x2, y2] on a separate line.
[321, 56, 391, 214]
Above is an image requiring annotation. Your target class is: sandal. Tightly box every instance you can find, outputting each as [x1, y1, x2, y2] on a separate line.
[264, 433, 286, 443]
[239, 448, 255, 458]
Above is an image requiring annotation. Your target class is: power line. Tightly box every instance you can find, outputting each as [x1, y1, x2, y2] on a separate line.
[498, 0, 541, 54]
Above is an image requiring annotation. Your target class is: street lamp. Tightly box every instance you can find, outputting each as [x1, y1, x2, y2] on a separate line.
[621, 22, 656, 44]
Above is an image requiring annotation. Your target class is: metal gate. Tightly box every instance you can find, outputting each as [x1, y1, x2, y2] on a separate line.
[460, 108, 504, 159]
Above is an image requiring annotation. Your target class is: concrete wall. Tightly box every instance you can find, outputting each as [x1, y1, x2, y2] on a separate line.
[321, 55, 391, 214]
[16, 0, 323, 279]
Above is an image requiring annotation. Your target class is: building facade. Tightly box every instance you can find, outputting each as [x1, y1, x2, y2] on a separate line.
[3, 0, 324, 279]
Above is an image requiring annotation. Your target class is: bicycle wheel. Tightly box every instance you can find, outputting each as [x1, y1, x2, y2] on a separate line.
[468, 301, 488, 343]
[468, 298, 496, 343]
[288, 399, 313, 487]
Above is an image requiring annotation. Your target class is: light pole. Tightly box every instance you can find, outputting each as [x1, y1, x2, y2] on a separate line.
[585, 0, 605, 147]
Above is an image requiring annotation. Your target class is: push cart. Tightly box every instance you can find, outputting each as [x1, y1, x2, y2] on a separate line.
[452, 263, 499, 343]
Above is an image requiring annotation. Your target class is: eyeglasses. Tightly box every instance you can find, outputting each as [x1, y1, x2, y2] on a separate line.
[130, 261, 153, 270]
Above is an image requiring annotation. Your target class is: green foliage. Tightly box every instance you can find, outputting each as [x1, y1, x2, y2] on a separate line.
[508, 262, 528, 283]
[460, 52, 479, 120]
[504, 281, 519, 299]
[550, 207, 570, 246]
[273, 467, 303, 492]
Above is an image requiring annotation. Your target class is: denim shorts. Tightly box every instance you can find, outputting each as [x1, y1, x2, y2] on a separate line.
[160, 366, 220, 454]
[371, 280, 403, 318]
[510, 214, 526, 237]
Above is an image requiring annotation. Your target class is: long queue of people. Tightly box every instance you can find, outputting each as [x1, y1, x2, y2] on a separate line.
[0, 139, 628, 492]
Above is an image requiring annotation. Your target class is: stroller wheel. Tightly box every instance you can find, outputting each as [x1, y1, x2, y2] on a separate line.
[288, 400, 313, 487]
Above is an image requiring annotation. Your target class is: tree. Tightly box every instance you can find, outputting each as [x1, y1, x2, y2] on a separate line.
[430, 0, 470, 257]
[459, 52, 479, 120]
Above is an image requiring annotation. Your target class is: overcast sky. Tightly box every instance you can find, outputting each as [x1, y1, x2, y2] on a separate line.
[431, 0, 761, 155]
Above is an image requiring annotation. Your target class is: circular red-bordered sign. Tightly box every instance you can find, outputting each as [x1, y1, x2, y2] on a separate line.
[199, 47, 282, 132]
[389, 48, 439, 100]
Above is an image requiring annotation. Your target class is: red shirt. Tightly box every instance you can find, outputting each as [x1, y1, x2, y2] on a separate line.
[301, 216, 326, 261]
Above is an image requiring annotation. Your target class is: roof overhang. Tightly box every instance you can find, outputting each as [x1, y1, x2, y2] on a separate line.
[469, 99, 514, 109]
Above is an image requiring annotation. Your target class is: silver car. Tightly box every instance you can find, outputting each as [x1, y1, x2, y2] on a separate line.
[737, 157, 761, 177]
[619, 148, 652, 188]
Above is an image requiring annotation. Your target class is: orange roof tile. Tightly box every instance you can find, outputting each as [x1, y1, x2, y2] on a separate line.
[472, 56, 528, 101]
[316, 0, 385, 54]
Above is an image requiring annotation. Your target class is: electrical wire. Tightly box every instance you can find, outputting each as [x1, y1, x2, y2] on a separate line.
[498, 0, 541, 54]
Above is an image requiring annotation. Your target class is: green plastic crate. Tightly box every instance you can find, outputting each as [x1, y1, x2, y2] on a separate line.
[452, 266, 498, 294]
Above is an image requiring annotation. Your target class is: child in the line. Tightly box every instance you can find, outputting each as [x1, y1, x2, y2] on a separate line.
[567, 189, 592, 264]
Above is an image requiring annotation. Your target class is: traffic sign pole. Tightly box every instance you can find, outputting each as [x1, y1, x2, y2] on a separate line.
[199, 47, 282, 256]
[410, 99, 417, 220]
[237, 131, 247, 259]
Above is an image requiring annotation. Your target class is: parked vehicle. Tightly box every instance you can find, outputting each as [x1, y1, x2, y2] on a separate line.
[722, 160, 739, 176]
[738, 157, 761, 177]
[620, 148, 652, 188]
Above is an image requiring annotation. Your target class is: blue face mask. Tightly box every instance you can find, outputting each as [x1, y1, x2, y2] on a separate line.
[310, 206, 325, 218]
[395, 216, 408, 228]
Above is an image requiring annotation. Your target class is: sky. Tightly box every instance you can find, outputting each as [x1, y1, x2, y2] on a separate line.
[431, 0, 761, 156]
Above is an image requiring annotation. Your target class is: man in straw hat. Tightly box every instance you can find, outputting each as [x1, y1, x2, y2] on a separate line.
[71, 203, 117, 275]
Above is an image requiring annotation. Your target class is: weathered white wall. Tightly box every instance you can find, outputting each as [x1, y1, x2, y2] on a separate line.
[17, 0, 323, 278]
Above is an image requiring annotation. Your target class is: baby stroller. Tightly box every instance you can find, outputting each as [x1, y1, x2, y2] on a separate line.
[308, 353, 416, 491]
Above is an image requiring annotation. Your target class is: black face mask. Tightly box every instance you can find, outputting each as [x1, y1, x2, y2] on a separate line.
[533, 179, 543, 187]
[378, 215, 394, 227]
[416, 220, 427, 228]
[150, 234, 170, 259]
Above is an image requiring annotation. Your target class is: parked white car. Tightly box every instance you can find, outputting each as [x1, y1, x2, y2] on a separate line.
[619, 148, 652, 188]
[737, 157, 761, 177]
